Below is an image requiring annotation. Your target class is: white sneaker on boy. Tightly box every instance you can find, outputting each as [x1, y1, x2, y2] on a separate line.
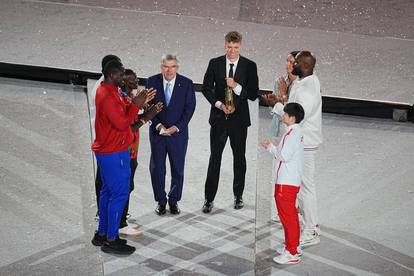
[276, 246, 302, 257]
[273, 249, 301, 265]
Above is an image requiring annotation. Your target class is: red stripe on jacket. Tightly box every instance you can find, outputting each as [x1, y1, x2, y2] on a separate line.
[276, 128, 293, 178]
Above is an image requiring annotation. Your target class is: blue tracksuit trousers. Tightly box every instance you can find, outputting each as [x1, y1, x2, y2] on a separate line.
[96, 151, 130, 240]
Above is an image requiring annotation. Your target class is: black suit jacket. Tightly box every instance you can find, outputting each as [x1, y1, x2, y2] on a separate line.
[202, 55, 259, 127]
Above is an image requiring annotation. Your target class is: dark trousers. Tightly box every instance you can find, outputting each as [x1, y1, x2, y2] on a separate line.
[150, 135, 188, 206]
[95, 157, 137, 228]
[204, 121, 248, 202]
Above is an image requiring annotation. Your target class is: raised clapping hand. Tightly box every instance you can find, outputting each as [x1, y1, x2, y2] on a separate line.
[260, 140, 273, 150]
[260, 94, 279, 107]
[132, 88, 156, 107]
[278, 76, 288, 97]
[145, 88, 156, 104]
[142, 102, 163, 122]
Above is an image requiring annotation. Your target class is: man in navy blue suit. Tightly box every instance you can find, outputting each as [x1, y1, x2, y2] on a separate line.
[146, 54, 196, 215]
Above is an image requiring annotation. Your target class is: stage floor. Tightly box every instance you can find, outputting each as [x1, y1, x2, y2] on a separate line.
[0, 0, 413, 275]
[0, 77, 413, 275]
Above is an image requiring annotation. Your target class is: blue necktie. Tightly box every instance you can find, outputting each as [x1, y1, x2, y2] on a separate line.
[165, 81, 172, 106]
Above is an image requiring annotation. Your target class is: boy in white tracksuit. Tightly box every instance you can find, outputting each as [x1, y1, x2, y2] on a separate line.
[262, 102, 305, 265]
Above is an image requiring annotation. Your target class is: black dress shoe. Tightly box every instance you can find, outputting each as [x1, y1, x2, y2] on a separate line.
[155, 204, 166, 216]
[169, 203, 181, 215]
[115, 236, 128, 245]
[91, 231, 106, 246]
[202, 200, 214, 213]
[234, 196, 244, 209]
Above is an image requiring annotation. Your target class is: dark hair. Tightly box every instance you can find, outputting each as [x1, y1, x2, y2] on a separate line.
[225, 31, 242, 43]
[283, 102, 305, 123]
[102, 60, 123, 78]
[290, 51, 300, 58]
[101, 54, 121, 71]
[124, 68, 136, 78]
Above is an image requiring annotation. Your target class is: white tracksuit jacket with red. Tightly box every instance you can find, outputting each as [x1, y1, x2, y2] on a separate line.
[267, 124, 304, 187]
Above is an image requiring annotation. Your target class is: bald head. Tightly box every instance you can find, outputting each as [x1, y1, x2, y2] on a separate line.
[292, 51, 316, 78]
[296, 51, 316, 69]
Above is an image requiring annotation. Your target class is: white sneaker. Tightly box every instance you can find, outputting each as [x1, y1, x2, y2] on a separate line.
[119, 225, 143, 237]
[315, 225, 321, 236]
[300, 229, 320, 247]
[273, 249, 301, 265]
[127, 222, 140, 229]
[276, 246, 302, 257]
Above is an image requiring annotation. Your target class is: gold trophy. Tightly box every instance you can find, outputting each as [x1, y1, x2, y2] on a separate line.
[225, 86, 235, 119]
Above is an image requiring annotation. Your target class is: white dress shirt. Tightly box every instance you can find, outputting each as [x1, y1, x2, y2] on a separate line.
[163, 76, 176, 95]
[214, 57, 243, 109]
[157, 75, 179, 133]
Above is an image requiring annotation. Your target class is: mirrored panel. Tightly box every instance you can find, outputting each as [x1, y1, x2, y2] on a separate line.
[255, 105, 414, 274]
[0, 77, 99, 274]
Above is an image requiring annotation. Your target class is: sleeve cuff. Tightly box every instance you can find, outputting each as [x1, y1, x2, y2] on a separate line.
[215, 101, 223, 109]
[233, 83, 242, 96]
[267, 144, 276, 152]
[272, 102, 284, 116]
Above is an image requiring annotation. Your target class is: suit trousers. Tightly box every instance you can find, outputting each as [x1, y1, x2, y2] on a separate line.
[204, 120, 248, 202]
[150, 135, 188, 205]
[275, 184, 300, 255]
[96, 151, 130, 240]
[297, 149, 319, 231]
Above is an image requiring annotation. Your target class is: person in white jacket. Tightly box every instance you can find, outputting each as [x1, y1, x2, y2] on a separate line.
[261, 102, 305, 265]
[271, 51, 322, 247]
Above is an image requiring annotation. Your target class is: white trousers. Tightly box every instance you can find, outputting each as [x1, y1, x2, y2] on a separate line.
[298, 149, 318, 231]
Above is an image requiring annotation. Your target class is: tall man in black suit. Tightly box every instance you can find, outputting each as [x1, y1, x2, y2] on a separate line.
[202, 31, 259, 213]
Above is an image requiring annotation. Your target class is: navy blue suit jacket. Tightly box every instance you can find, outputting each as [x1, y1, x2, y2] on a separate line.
[146, 73, 196, 141]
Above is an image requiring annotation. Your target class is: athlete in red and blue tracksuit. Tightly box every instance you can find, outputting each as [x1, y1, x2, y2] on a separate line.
[92, 81, 139, 241]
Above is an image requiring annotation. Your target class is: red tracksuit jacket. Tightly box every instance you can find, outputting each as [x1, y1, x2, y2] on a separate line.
[92, 82, 139, 154]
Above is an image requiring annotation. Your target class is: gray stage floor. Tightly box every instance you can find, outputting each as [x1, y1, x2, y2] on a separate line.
[1, 0, 414, 275]
[1, 77, 413, 275]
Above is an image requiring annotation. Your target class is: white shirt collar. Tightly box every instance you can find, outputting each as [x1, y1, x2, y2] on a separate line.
[226, 57, 239, 77]
[163, 75, 176, 90]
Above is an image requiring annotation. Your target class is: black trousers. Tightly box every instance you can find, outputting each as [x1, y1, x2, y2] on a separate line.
[95, 157, 138, 228]
[204, 120, 248, 202]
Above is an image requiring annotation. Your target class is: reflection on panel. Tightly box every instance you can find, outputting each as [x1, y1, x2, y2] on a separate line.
[0, 77, 98, 274]
[255, 106, 414, 274]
